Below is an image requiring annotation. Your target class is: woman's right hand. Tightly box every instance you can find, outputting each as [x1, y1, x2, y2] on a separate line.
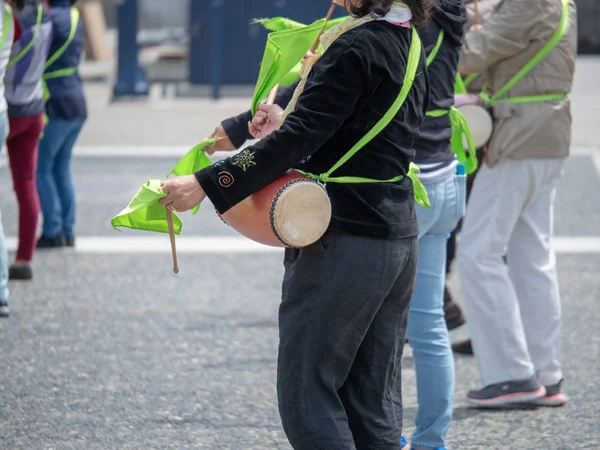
[205, 124, 235, 155]
[249, 104, 284, 139]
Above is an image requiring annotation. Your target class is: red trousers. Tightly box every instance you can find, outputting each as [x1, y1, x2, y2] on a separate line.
[7, 115, 45, 262]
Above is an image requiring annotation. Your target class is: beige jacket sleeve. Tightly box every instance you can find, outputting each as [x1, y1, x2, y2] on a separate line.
[459, 0, 558, 75]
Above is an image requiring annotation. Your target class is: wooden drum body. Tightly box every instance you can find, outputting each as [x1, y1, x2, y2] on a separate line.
[219, 171, 332, 248]
[455, 93, 493, 149]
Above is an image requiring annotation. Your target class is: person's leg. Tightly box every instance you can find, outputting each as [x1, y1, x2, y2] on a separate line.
[456, 161, 544, 405]
[507, 159, 566, 402]
[449, 148, 488, 352]
[278, 232, 416, 450]
[340, 236, 418, 450]
[408, 174, 465, 450]
[53, 118, 84, 242]
[0, 111, 10, 316]
[37, 117, 69, 242]
[6, 115, 44, 278]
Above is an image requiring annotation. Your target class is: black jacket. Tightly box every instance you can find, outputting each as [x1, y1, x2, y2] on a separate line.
[416, 0, 466, 166]
[197, 21, 429, 239]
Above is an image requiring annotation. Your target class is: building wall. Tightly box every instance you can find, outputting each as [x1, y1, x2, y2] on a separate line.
[103, 0, 600, 86]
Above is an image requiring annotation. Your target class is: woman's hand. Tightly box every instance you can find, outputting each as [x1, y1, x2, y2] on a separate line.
[249, 104, 284, 139]
[159, 175, 207, 213]
[454, 93, 484, 107]
[205, 124, 236, 155]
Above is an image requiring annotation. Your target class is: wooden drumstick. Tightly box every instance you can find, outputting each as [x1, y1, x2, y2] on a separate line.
[165, 208, 179, 274]
[473, 0, 481, 26]
[266, 1, 337, 104]
[310, 1, 337, 53]
[267, 84, 279, 105]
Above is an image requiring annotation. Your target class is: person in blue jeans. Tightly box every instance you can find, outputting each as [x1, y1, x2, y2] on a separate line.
[398, 1, 470, 448]
[36, 0, 86, 248]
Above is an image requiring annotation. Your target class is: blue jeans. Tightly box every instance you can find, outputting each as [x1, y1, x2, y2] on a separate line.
[407, 170, 466, 450]
[36, 117, 85, 238]
[0, 111, 9, 300]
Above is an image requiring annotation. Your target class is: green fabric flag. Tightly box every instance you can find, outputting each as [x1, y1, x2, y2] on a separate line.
[167, 138, 214, 177]
[252, 17, 307, 32]
[251, 18, 328, 114]
[279, 61, 302, 87]
[252, 16, 346, 32]
[166, 138, 215, 215]
[111, 179, 183, 235]
[252, 16, 347, 88]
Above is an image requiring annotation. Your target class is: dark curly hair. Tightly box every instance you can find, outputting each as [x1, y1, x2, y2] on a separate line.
[344, 0, 433, 28]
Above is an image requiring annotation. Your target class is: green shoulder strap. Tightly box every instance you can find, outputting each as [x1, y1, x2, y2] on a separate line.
[487, 0, 570, 105]
[426, 29, 444, 67]
[7, 3, 42, 68]
[0, 4, 13, 52]
[44, 7, 79, 71]
[42, 7, 80, 108]
[297, 25, 430, 208]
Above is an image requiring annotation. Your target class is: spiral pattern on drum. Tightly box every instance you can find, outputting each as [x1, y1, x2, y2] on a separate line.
[218, 171, 235, 188]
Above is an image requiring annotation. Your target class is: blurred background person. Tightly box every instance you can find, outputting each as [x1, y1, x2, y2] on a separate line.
[456, 0, 577, 407]
[443, 0, 502, 350]
[36, 0, 86, 249]
[4, 0, 52, 280]
[0, 0, 15, 316]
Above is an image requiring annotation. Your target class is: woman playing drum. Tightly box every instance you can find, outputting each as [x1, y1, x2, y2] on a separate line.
[160, 0, 432, 448]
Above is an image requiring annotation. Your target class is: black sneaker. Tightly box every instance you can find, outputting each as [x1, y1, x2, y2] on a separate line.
[452, 339, 474, 355]
[466, 376, 546, 408]
[530, 379, 568, 407]
[9, 264, 32, 280]
[65, 235, 75, 247]
[444, 288, 466, 331]
[36, 234, 65, 249]
[0, 299, 8, 317]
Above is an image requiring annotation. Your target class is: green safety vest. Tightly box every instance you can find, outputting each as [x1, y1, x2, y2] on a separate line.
[0, 4, 12, 53]
[425, 29, 479, 174]
[42, 7, 80, 103]
[4, 5, 44, 67]
[297, 25, 430, 209]
[40, 7, 80, 132]
[7, 4, 43, 68]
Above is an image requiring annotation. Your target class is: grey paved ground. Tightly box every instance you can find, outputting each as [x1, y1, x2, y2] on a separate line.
[0, 58, 599, 449]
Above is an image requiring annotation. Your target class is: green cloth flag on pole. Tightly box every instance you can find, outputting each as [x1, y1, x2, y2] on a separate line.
[251, 16, 347, 89]
[111, 179, 183, 235]
[251, 18, 329, 114]
[252, 16, 346, 33]
[166, 138, 215, 215]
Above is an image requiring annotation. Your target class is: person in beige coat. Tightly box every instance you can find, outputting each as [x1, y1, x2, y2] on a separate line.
[456, 0, 577, 407]
[443, 0, 502, 339]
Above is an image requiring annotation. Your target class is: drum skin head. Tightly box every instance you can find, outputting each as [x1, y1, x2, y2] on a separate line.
[271, 180, 332, 248]
[459, 104, 493, 149]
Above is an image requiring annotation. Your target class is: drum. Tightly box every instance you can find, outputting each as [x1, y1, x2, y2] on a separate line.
[455, 93, 493, 149]
[218, 171, 332, 248]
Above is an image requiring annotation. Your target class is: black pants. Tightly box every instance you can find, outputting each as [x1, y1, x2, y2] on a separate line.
[278, 231, 418, 450]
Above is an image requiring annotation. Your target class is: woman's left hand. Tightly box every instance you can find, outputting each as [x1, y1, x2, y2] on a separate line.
[159, 175, 207, 213]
